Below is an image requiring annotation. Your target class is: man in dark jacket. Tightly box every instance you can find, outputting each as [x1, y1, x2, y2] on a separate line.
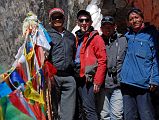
[47, 8, 76, 120]
[97, 16, 127, 120]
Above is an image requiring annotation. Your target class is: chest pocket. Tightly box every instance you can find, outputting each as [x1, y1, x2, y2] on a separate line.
[134, 39, 153, 60]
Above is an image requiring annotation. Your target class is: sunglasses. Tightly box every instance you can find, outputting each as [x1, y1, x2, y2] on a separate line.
[78, 18, 90, 23]
[51, 15, 64, 20]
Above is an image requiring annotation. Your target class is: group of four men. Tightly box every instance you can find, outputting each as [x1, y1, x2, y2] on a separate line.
[47, 7, 159, 120]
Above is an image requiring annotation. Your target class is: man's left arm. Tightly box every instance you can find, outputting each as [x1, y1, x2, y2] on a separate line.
[116, 37, 127, 80]
[93, 36, 107, 92]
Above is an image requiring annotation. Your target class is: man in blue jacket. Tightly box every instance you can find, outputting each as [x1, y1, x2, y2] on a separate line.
[120, 8, 159, 120]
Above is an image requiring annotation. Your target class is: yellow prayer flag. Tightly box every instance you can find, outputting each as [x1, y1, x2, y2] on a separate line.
[24, 81, 44, 104]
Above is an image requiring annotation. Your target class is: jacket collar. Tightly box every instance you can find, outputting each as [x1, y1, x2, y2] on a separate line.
[127, 22, 156, 34]
[48, 26, 72, 37]
[102, 32, 118, 45]
[75, 26, 94, 39]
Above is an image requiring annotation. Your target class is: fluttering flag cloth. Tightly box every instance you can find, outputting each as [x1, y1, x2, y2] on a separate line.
[39, 23, 52, 44]
[43, 60, 57, 81]
[24, 39, 34, 62]
[0, 82, 12, 98]
[10, 69, 25, 88]
[18, 54, 31, 82]
[35, 45, 45, 68]
[24, 80, 45, 104]
[9, 90, 36, 119]
[0, 11, 53, 119]
[0, 95, 33, 120]
[33, 24, 51, 51]
[28, 102, 46, 120]
[16, 63, 28, 83]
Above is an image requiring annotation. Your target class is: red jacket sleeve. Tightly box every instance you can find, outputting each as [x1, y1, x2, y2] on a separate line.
[93, 35, 107, 85]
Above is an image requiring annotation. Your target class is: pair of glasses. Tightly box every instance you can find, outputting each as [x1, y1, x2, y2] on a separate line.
[78, 18, 90, 23]
[51, 15, 64, 20]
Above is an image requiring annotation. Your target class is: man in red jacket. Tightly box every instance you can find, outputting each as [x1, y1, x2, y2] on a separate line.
[74, 9, 107, 120]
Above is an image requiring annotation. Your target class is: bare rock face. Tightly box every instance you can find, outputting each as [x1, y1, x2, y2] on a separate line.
[0, 0, 54, 72]
[0, 0, 42, 73]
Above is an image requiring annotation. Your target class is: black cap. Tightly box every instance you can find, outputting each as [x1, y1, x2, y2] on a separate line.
[77, 10, 91, 19]
[101, 16, 115, 25]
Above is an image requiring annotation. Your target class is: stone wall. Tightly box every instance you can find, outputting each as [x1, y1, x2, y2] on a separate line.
[0, 0, 42, 73]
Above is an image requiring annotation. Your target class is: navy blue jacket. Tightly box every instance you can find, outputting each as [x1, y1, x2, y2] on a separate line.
[48, 27, 76, 72]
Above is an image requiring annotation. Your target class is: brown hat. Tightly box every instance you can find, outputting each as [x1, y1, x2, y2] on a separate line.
[49, 8, 64, 18]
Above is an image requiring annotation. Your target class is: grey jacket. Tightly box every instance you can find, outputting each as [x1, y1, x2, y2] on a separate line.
[102, 32, 127, 88]
[47, 27, 76, 72]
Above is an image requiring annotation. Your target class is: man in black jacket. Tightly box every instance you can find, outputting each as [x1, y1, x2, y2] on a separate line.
[47, 8, 76, 120]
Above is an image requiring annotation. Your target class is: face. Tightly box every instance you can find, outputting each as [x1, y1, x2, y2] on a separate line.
[77, 15, 92, 32]
[50, 13, 64, 28]
[101, 23, 116, 37]
[128, 12, 143, 30]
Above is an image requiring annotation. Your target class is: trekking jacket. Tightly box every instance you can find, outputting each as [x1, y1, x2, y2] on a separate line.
[47, 27, 76, 73]
[120, 24, 159, 89]
[102, 32, 127, 88]
[75, 27, 107, 85]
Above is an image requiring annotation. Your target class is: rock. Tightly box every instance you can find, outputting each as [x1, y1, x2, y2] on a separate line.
[0, 0, 42, 70]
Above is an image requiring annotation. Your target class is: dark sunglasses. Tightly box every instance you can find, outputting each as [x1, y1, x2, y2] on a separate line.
[51, 15, 64, 20]
[78, 18, 90, 23]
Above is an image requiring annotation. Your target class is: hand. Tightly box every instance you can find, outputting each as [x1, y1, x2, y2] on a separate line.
[149, 84, 158, 92]
[93, 84, 101, 93]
